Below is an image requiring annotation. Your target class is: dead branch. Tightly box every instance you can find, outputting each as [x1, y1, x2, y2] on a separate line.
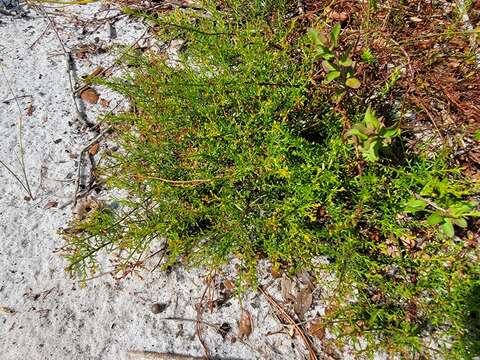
[72, 126, 112, 207]
[195, 276, 213, 360]
[127, 352, 204, 360]
[258, 285, 318, 360]
[31, 3, 92, 128]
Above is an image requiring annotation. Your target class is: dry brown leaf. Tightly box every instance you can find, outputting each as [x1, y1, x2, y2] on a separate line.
[99, 98, 111, 108]
[293, 286, 313, 318]
[287, 325, 295, 338]
[270, 266, 282, 278]
[26, 103, 34, 116]
[329, 11, 348, 22]
[89, 143, 100, 156]
[80, 87, 99, 104]
[298, 271, 315, 291]
[448, 61, 461, 69]
[88, 66, 104, 78]
[309, 319, 325, 340]
[74, 46, 89, 59]
[223, 279, 235, 290]
[45, 201, 58, 209]
[238, 309, 252, 338]
[280, 275, 293, 302]
[0, 306, 16, 315]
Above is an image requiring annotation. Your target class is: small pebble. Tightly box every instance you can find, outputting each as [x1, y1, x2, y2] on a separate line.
[150, 303, 167, 314]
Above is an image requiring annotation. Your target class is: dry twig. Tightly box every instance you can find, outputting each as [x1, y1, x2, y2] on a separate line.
[31, 3, 92, 127]
[258, 285, 318, 360]
[72, 126, 112, 207]
[127, 352, 204, 360]
[194, 276, 214, 360]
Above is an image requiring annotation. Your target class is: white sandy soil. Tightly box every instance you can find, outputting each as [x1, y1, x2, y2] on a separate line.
[0, 3, 328, 359]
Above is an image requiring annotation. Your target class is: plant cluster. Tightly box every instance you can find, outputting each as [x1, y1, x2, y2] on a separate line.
[310, 24, 361, 91]
[347, 107, 400, 162]
[63, 0, 480, 358]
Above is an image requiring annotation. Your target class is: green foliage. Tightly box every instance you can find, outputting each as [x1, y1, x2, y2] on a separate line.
[309, 24, 361, 94]
[379, 66, 402, 97]
[405, 178, 480, 238]
[63, 1, 480, 358]
[348, 107, 400, 162]
[360, 48, 375, 65]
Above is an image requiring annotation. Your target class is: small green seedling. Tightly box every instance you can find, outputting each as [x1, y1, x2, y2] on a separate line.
[361, 48, 375, 65]
[347, 107, 400, 162]
[309, 24, 361, 93]
[474, 130, 480, 141]
[380, 66, 401, 97]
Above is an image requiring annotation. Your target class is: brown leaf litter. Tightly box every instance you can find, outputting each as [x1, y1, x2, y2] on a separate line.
[238, 309, 253, 339]
[309, 319, 325, 340]
[80, 87, 99, 104]
[0, 306, 16, 315]
[88, 142, 100, 156]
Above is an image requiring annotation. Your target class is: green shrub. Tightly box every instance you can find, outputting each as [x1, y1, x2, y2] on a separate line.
[63, 1, 480, 357]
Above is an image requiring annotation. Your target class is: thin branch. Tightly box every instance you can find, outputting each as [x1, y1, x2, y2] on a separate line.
[127, 351, 204, 360]
[132, 174, 217, 187]
[258, 285, 318, 360]
[195, 276, 213, 360]
[160, 317, 222, 331]
[0, 159, 32, 196]
[66, 196, 152, 271]
[29, 22, 52, 49]
[414, 193, 448, 213]
[72, 126, 112, 207]
[32, 3, 91, 127]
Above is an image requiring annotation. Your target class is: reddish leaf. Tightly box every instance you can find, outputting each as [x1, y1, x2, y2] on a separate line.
[309, 319, 325, 340]
[80, 87, 99, 104]
[99, 98, 111, 107]
[26, 104, 34, 116]
[89, 143, 100, 156]
[238, 310, 252, 338]
[329, 11, 348, 22]
[46, 201, 58, 209]
[223, 279, 235, 290]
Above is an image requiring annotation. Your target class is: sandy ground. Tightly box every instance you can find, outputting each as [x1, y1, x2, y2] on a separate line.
[0, 3, 327, 359]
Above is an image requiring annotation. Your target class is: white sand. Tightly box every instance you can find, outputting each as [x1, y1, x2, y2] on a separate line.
[0, 3, 318, 359]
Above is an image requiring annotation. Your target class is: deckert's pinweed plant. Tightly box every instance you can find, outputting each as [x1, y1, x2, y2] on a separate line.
[63, 1, 480, 357]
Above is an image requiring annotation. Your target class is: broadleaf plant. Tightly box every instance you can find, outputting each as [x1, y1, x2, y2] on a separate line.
[309, 24, 361, 91]
[347, 107, 400, 162]
[405, 179, 480, 237]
